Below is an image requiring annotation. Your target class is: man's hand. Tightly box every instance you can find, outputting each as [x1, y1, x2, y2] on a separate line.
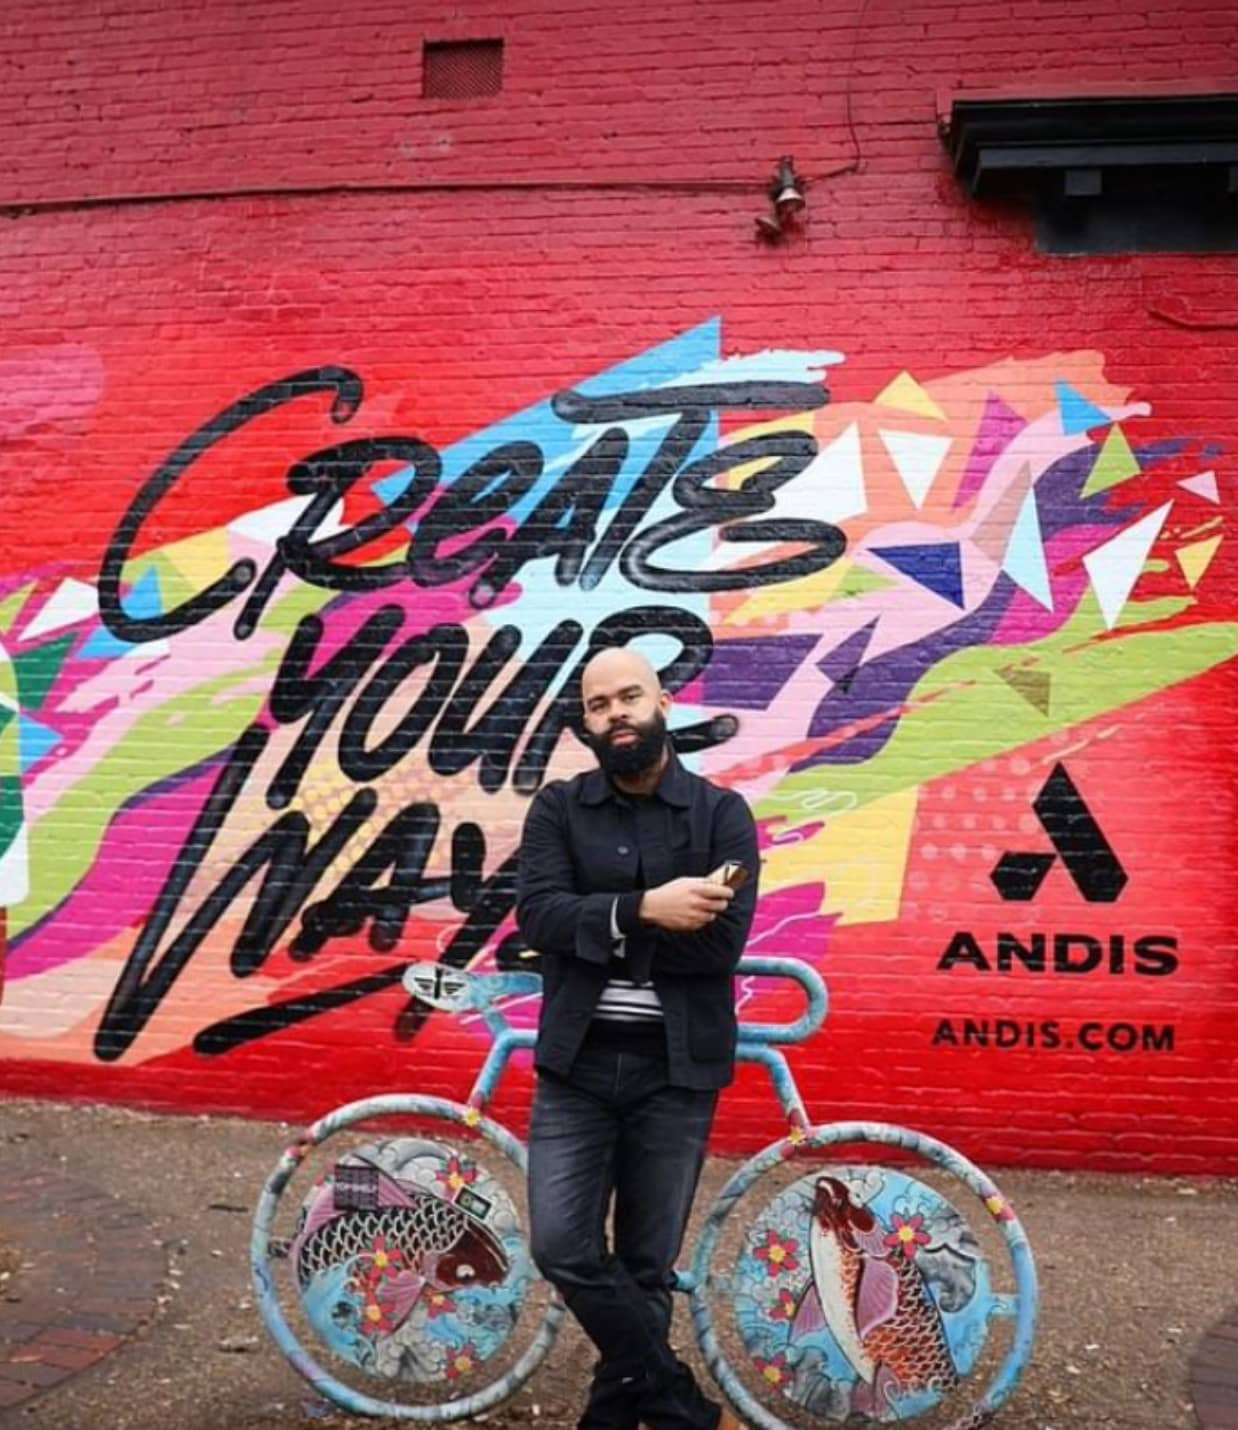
[638, 877, 735, 932]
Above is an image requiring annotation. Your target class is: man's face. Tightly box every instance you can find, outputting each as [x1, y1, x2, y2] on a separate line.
[581, 659, 670, 778]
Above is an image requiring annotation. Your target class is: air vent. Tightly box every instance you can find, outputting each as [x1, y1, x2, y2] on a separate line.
[423, 39, 504, 101]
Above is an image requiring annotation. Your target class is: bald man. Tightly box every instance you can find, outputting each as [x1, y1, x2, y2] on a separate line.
[516, 646, 758, 1430]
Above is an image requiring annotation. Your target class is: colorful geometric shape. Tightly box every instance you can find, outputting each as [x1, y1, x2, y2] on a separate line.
[0, 806, 29, 904]
[878, 430, 952, 508]
[13, 634, 75, 712]
[1179, 470, 1220, 504]
[870, 542, 965, 608]
[874, 371, 947, 422]
[0, 772, 21, 859]
[1082, 502, 1173, 629]
[1176, 535, 1222, 590]
[18, 714, 61, 772]
[78, 566, 165, 661]
[1080, 425, 1140, 499]
[1056, 381, 1111, 436]
[826, 563, 896, 602]
[728, 557, 851, 625]
[1002, 489, 1053, 609]
[999, 666, 1051, 716]
[972, 462, 1033, 565]
[797, 421, 867, 523]
[816, 618, 879, 693]
[953, 393, 1027, 509]
[230, 494, 346, 546]
[159, 529, 234, 593]
[20, 578, 96, 642]
[0, 583, 38, 635]
[701, 634, 820, 709]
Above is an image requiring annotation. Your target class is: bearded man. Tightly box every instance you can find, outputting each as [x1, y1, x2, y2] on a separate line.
[516, 646, 758, 1430]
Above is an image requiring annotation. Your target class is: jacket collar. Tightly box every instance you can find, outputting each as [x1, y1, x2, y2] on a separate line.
[578, 747, 691, 807]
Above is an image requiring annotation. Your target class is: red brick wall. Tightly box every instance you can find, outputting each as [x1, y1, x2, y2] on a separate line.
[0, 0, 1236, 1173]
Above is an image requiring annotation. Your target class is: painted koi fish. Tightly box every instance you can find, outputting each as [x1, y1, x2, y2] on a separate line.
[792, 1175, 958, 1417]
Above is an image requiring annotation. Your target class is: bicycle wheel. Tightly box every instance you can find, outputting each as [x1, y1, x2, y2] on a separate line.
[687, 1122, 1037, 1430]
[252, 1094, 565, 1421]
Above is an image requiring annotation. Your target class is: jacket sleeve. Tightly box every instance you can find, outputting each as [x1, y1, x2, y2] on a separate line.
[649, 790, 760, 977]
[515, 784, 621, 967]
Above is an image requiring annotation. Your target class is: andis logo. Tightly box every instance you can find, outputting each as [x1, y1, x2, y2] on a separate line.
[938, 765, 1177, 976]
[990, 764, 1127, 903]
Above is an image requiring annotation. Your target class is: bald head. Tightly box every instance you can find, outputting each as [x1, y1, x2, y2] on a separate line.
[581, 646, 661, 703]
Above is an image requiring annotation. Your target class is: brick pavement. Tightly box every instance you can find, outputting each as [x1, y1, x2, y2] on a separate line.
[1193, 1308, 1238, 1429]
[0, 1165, 165, 1413]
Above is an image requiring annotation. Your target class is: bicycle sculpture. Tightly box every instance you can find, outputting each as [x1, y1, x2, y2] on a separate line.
[253, 958, 1038, 1428]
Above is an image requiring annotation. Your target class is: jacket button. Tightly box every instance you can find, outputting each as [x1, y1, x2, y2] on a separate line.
[618, 845, 630, 855]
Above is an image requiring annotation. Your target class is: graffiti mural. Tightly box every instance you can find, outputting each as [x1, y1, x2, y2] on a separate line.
[0, 320, 1234, 1164]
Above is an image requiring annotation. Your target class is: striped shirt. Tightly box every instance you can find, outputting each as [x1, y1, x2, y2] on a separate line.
[592, 897, 664, 1025]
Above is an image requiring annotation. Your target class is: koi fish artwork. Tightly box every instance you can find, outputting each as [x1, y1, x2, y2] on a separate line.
[792, 1175, 959, 1418]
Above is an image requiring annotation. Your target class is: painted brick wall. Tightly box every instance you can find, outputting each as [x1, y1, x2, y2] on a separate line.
[0, 0, 1236, 1174]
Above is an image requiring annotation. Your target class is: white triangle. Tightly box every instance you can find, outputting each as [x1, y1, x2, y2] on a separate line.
[20, 578, 98, 642]
[1082, 502, 1172, 629]
[0, 821, 29, 905]
[769, 422, 867, 525]
[878, 430, 952, 508]
[228, 495, 347, 546]
[1178, 470, 1220, 504]
[697, 539, 785, 572]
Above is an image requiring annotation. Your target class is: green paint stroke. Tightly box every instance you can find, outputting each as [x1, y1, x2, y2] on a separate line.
[0, 773, 22, 860]
[758, 595, 1238, 830]
[11, 659, 277, 934]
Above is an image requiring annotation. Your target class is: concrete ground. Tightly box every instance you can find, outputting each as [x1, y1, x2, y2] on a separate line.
[0, 1097, 1234, 1430]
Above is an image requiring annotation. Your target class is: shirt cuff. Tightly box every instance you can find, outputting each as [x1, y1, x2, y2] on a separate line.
[614, 891, 644, 936]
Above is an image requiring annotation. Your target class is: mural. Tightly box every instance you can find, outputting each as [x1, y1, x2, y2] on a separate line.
[0, 320, 1233, 1164]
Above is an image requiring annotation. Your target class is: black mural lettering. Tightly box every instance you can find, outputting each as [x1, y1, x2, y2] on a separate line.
[579, 412, 708, 592]
[622, 430, 847, 591]
[337, 624, 469, 784]
[95, 726, 271, 1061]
[449, 822, 486, 912]
[236, 437, 439, 639]
[228, 792, 379, 975]
[99, 368, 363, 645]
[430, 620, 585, 792]
[294, 801, 447, 957]
[265, 605, 405, 810]
[550, 380, 828, 425]
[407, 441, 543, 601]
[192, 852, 520, 1056]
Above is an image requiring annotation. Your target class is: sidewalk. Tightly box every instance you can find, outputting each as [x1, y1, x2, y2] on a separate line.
[0, 1097, 1234, 1430]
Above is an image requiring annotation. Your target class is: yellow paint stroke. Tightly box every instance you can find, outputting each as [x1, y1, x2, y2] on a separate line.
[761, 787, 916, 925]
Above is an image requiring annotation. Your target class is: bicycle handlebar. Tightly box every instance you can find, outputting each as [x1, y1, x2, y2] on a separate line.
[402, 955, 828, 1048]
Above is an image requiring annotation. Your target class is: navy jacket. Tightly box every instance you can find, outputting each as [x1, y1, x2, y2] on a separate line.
[515, 754, 760, 1090]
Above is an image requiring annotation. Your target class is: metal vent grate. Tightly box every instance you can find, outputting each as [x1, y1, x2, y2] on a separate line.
[423, 39, 504, 101]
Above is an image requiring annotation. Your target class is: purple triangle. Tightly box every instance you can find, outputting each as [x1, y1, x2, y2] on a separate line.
[870, 542, 965, 607]
[952, 393, 1027, 509]
[701, 634, 820, 710]
[816, 618, 879, 691]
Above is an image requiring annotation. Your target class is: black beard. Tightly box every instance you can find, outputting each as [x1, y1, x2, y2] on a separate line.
[587, 709, 668, 779]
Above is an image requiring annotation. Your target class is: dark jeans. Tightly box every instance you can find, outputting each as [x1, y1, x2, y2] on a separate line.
[527, 1034, 721, 1430]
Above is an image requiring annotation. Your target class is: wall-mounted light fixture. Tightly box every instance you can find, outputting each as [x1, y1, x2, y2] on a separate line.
[756, 156, 806, 242]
